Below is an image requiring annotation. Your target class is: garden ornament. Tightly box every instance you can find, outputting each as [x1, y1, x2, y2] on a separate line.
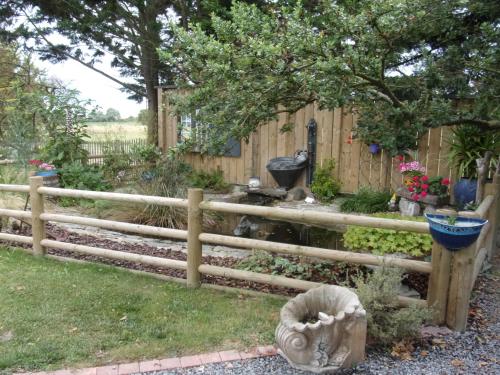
[276, 285, 366, 373]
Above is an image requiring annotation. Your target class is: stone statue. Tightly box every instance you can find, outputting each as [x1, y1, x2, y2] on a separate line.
[275, 285, 367, 374]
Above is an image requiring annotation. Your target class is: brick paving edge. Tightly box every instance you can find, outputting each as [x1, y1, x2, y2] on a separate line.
[15, 345, 278, 375]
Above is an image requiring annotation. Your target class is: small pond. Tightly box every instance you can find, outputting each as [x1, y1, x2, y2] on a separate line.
[210, 194, 346, 251]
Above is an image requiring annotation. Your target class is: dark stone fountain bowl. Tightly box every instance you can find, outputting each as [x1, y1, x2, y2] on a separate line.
[266, 156, 307, 189]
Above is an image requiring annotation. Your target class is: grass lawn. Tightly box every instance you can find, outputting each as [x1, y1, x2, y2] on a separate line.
[85, 121, 147, 141]
[0, 248, 283, 374]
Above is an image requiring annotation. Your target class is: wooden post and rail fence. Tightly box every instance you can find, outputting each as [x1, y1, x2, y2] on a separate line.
[0, 173, 498, 332]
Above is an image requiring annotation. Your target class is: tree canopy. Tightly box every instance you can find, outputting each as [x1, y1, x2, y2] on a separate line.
[164, 0, 500, 155]
[0, 0, 269, 145]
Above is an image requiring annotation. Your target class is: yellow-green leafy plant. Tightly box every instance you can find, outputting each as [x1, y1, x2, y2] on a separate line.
[343, 213, 432, 256]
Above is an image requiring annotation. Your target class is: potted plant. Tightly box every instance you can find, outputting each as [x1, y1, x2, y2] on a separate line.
[398, 175, 450, 206]
[398, 160, 426, 187]
[29, 159, 59, 186]
[448, 125, 499, 208]
[424, 213, 487, 251]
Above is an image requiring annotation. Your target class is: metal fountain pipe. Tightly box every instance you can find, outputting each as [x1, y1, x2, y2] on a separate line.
[306, 118, 317, 186]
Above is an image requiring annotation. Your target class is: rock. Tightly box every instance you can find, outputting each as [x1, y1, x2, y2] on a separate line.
[286, 187, 306, 202]
[8, 217, 22, 231]
[399, 197, 421, 216]
[398, 283, 420, 298]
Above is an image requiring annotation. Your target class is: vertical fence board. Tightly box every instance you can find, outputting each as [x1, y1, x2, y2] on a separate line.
[159, 89, 460, 193]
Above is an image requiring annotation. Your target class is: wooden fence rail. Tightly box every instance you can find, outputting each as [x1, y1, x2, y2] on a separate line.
[0, 175, 498, 332]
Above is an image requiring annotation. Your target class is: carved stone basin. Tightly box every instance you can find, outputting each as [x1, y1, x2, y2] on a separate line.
[275, 285, 367, 374]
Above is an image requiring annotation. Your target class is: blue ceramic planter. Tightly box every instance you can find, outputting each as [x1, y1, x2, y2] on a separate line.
[35, 170, 58, 177]
[425, 214, 487, 251]
[368, 143, 380, 154]
[453, 178, 477, 208]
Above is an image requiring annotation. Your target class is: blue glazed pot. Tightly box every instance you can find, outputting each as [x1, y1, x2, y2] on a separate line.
[368, 143, 380, 154]
[35, 170, 58, 177]
[453, 178, 477, 208]
[425, 214, 487, 251]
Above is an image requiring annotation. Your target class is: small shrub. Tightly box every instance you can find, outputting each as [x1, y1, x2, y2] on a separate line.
[131, 144, 162, 165]
[101, 143, 133, 182]
[343, 213, 432, 257]
[189, 169, 230, 192]
[59, 162, 111, 191]
[355, 267, 431, 345]
[340, 187, 391, 213]
[311, 159, 341, 203]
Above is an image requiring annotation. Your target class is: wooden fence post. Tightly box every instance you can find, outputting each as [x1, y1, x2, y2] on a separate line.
[484, 170, 499, 260]
[446, 243, 476, 331]
[187, 188, 203, 288]
[427, 242, 451, 324]
[29, 176, 46, 256]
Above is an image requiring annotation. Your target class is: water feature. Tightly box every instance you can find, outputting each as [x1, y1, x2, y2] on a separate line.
[212, 194, 346, 251]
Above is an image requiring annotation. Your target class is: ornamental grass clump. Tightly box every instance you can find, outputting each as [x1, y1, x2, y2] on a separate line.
[340, 187, 391, 213]
[355, 267, 431, 345]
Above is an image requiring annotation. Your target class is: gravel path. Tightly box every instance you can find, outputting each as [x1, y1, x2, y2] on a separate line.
[153, 254, 500, 375]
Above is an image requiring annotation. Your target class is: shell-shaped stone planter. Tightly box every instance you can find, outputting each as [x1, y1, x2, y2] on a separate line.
[275, 285, 367, 374]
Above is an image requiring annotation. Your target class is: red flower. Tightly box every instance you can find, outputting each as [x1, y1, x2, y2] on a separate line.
[408, 187, 415, 192]
[411, 194, 419, 201]
[442, 178, 450, 185]
[421, 184, 429, 190]
[412, 176, 420, 181]
[421, 175, 429, 182]
[414, 182, 420, 188]
[29, 159, 42, 166]
[397, 155, 404, 161]
[421, 191, 428, 198]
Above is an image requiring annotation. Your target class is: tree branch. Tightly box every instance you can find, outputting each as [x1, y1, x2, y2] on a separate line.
[22, 9, 146, 98]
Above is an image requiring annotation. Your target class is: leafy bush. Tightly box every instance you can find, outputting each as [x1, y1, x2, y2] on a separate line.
[355, 267, 431, 345]
[343, 213, 432, 256]
[340, 187, 391, 213]
[189, 169, 230, 192]
[41, 122, 89, 168]
[131, 144, 162, 165]
[59, 162, 110, 191]
[101, 142, 133, 182]
[311, 159, 341, 203]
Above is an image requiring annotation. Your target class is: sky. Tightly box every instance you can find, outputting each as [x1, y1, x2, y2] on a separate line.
[36, 55, 146, 118]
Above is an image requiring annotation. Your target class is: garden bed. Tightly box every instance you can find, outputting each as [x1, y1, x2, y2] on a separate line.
[6, 223, 429, 298]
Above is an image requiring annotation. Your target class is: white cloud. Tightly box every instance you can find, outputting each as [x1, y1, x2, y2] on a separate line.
[36, 56, 146, 118]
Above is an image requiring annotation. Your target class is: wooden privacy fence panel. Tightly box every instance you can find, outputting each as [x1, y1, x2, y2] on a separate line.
[158, 88, 455, 193]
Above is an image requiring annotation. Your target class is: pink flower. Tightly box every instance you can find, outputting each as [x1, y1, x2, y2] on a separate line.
[29, 159, 42, 166]
[421, 175, 429, 182]
[442, 178, 450, 185]
[411, 194, 419, 201]
[408, 187, 414, 192]
[412, 176, 420, 182]
[420, 191, 428, 198]
[421, 184, 429, 190]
